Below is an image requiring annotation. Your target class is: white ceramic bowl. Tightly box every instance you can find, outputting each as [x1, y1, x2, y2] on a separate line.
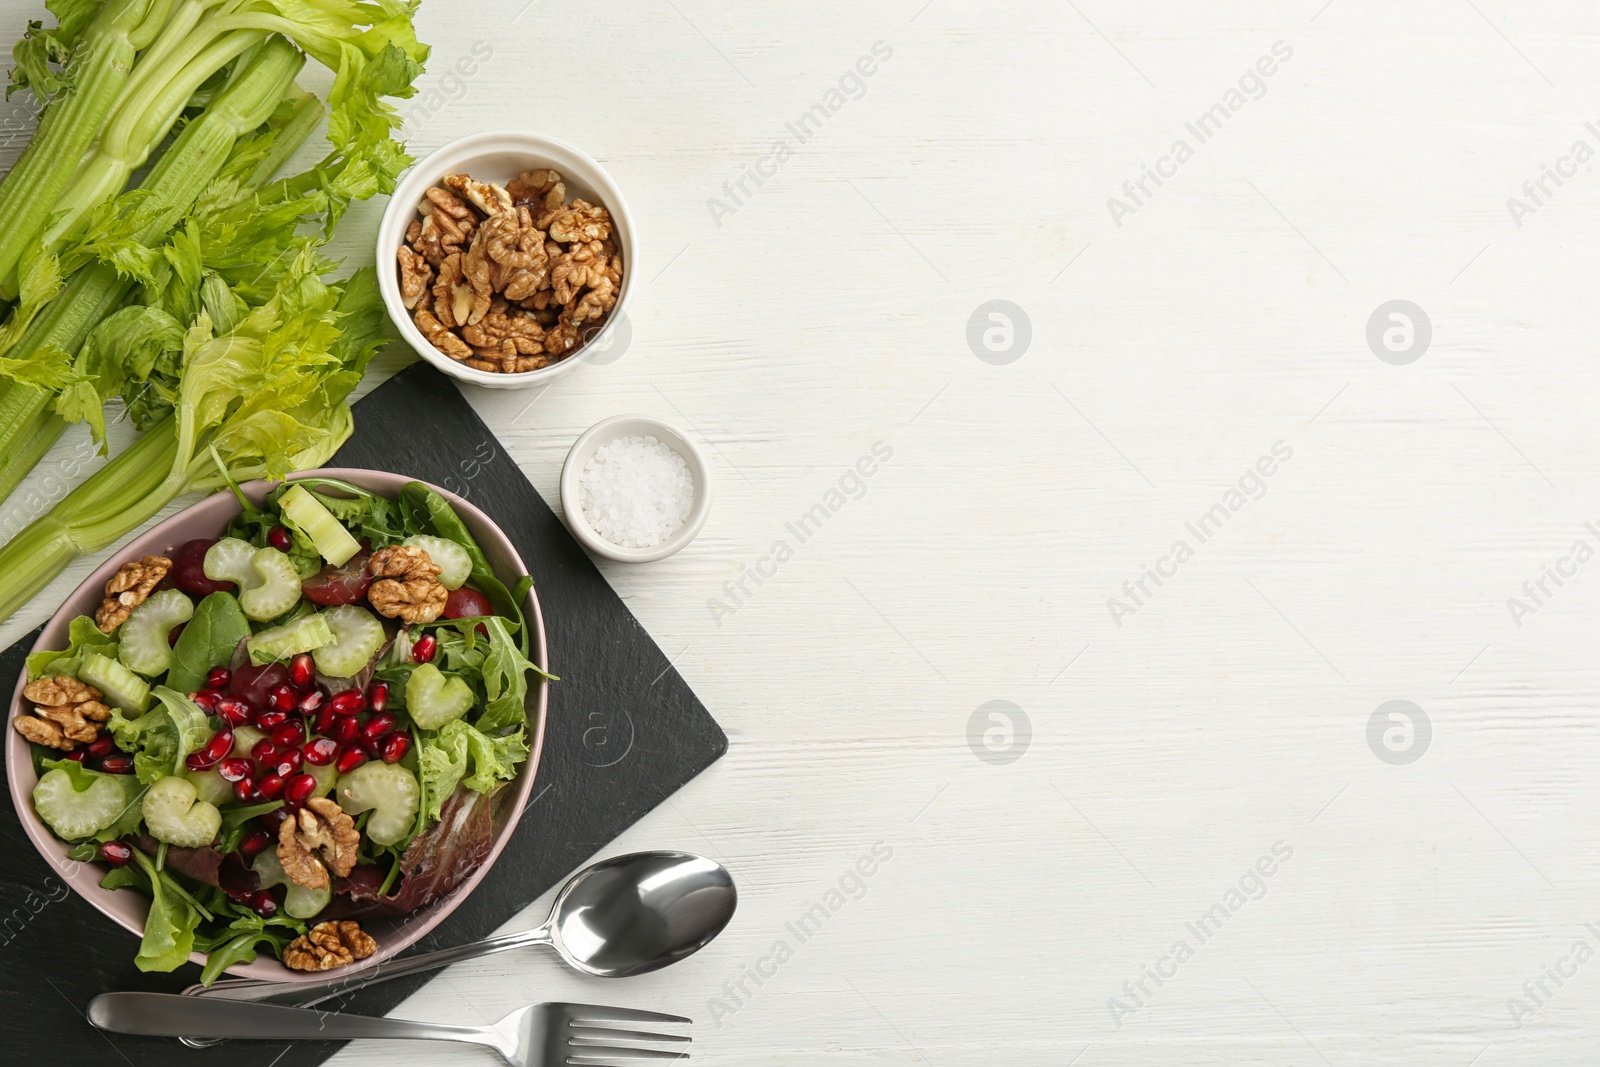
[376, 130, 636, 390]
[559, 415, 712, 563]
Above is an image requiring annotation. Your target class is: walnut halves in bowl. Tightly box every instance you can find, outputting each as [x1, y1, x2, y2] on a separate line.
[396, 168, 624, 374]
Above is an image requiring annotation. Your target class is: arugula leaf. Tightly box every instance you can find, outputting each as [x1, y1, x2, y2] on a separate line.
[476, 616, 535, 733]
[26, 613, 117, 679]
[100, 865, 144, 892]
[165, 592, 250, 694]
[197, 928, 287, 987]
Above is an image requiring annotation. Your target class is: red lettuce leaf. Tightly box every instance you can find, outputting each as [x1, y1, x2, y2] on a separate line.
[329, 783, 506, 918]
[135, 835, 225, 888]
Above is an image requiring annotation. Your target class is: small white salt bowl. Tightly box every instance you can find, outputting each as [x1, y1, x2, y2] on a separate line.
[376, 129, 636, 391]
[560, 415, 712, 563]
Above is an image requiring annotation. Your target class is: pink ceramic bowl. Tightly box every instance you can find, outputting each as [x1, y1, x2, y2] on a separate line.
[5, 469, 549, 981]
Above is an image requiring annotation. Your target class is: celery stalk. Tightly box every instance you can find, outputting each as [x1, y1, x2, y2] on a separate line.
[0, 418, 179, 617]
[0, 0, 176, 287]
[0, 409, 66, 505]
[0, 38, 308, 496]
[38, 28, 267, 257]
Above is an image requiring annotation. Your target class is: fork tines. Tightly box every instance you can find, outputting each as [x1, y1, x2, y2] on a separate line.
[560, 1003, 692, 1025]
[559, 1004, 691, 1065]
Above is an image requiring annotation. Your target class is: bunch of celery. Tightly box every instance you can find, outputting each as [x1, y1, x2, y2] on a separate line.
[0, 0, 429, 624]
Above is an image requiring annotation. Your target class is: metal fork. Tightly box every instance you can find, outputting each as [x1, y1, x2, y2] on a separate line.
[87, 993, 690, 1065]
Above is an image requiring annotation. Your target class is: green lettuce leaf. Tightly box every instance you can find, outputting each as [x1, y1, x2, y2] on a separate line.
[129, 849, 200, 973]
[106, 686, 210, 784]
[26, 613, 118, 679]
[416, 718, 528, 821]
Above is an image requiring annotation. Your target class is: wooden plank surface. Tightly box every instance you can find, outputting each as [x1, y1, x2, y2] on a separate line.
[2, 0, 1598, 1063]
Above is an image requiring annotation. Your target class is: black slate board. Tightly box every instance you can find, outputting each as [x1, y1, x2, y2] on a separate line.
[0, 362, 727, 1065]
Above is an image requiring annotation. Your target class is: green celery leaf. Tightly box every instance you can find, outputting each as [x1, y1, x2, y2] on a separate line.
[55, 304, 185, 446]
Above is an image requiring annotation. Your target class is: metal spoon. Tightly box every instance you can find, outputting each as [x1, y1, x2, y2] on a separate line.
[178, 850, 734, 1045]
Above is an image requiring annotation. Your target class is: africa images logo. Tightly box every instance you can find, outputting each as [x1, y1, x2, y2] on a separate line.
[1105, 40, 1294, 229]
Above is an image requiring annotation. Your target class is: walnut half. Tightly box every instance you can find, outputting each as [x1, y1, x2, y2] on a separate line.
[284, 921, 377, 972]
[277, 797, 359, 890]
[13, 676, 110, 751]
[367, 545, 448, 624]
[95, 555, 171, 632]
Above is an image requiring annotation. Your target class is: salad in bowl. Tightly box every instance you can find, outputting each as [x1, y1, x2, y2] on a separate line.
[7, 472, 548, 983]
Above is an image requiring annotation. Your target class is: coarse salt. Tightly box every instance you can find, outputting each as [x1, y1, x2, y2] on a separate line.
[579, 435, 695, 548]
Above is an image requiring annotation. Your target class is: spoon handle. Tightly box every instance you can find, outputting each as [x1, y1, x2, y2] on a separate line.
[183, 925, 553, 1008]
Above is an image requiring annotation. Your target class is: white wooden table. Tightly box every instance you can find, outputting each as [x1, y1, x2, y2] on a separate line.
[5, 1, 1600, 1063]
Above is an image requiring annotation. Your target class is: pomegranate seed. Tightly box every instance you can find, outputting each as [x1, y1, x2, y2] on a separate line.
[63, 748, 88, 763]
[253, 708, 289, 731]
[267, 525, 292, 552]
[336, 746, 367, 773]
[367, 681, 389, 713]
[97, 841, 132, 867]
[192, 688, 223, 713]
[274, 747, 304, 777]
[269, 684, 296, 712]
[218, 757, 253, 782]
[271, 722, 304, 749]
[361, 711, 398, 743]
[98, 754, 134, 774]
[328, 689, 365, 716]
[216, 698, 251, 726]
[250, 738, 279, 765]
[238, 829, 273, 858]
[233, 777, 258, 803]
[302, 737, 339, 766]
[255, 773, 285, 800]
[87, 734, 115, 758]
[412, 634, 437, 663]
[258, 808, 289, 834]
[206, 667, 233, 691]
[329, 716, 360, 744]
[297, 688, 327, 716]
[249, 890, 279, 918]
[184, 726, 234, 770]
[313, 705, 337, 735]
[380, 731, 411, 763]
[290, 653, 316, 689]
[208, 727, 234, 758]
[283, 773, 318, 806]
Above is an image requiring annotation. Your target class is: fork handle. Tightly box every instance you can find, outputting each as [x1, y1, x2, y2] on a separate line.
[90, 992, 497, 1047]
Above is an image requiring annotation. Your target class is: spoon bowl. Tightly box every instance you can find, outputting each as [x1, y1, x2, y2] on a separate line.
[548, 850, 737, 977]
